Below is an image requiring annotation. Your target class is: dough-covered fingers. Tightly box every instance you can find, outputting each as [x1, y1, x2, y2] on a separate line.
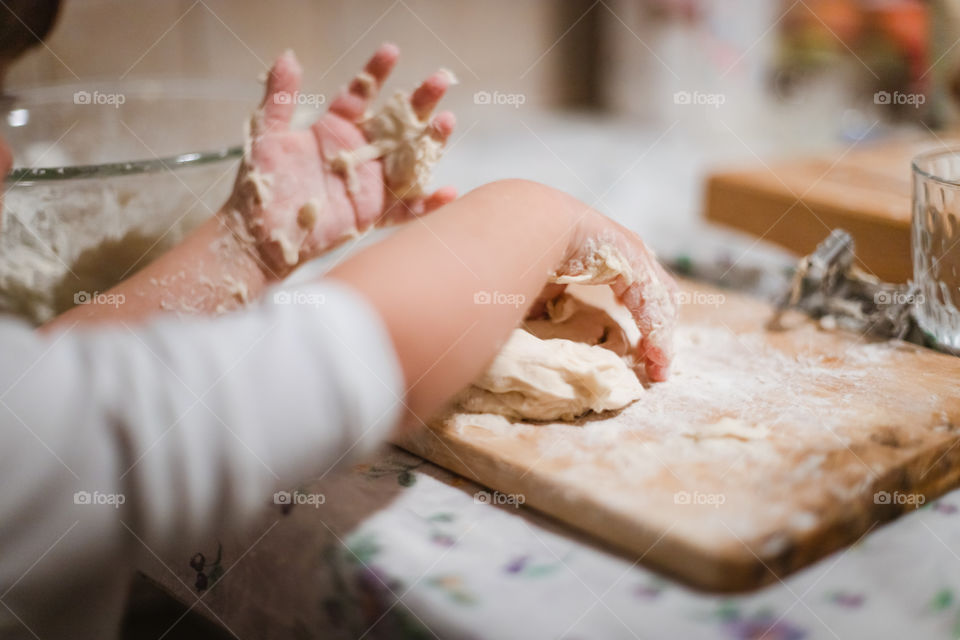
[377, 111, 456, 223]
[395, 113, 457, 216]
[410, 69, 455, 120]
[613, 273, 676, 382]
[329, 43, 400, 121]
[233, 43, 461, 273]
[609, 235, 677, 381]
[255, 50, 303, 135]
[553, 218, 678, 381]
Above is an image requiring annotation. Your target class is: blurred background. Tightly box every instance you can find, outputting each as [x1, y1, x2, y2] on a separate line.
[5, 0, 941, 123]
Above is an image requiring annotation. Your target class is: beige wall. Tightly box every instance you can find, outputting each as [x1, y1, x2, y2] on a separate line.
[7, 0, 563, 115]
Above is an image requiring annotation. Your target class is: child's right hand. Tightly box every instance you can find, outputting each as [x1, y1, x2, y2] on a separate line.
[227, 44, 457, 278]
[541, 210, 679, 382]
[530, 211, 680, 382]
[328, 179, 678, 420]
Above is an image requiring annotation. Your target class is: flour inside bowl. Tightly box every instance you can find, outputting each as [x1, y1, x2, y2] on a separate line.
[0, 168, 226, 324]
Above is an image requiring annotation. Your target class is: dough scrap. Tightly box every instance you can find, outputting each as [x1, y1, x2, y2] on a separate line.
[459, 328, 643, 422]
[296, 199, 321, 229]
[684, 417, 770, 441]
[354, 70, 377, 98]
[268, 228, 301, 266]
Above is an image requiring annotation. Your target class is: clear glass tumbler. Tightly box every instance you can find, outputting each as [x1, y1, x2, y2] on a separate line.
[912, 149, 960, 353]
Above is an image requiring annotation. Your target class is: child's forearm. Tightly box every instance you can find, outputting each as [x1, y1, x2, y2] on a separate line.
[42, 212, 271, 331]
[328, 179, 600, 422]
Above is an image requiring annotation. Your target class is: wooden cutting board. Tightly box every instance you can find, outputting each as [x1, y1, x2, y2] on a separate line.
[704, 135, 960, 283]
[396, 280, 960, 592]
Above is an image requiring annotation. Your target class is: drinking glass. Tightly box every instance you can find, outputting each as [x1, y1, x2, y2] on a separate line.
[912, 149, 960, 352]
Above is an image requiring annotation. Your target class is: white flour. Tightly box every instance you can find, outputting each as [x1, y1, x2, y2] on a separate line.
[459, 328, 644, 421]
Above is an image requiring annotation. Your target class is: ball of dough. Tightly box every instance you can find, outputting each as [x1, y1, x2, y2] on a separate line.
[459, 327, 643, 422]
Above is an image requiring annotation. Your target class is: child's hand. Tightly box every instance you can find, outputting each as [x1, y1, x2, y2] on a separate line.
[327, 179, 680, 419]
[546, 211, 680, 382]
[228, 44, 457, 277]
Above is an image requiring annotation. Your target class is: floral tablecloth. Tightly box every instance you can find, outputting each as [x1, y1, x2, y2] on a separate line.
[141, 115, 954, 639]
[142, 446, 960, 640]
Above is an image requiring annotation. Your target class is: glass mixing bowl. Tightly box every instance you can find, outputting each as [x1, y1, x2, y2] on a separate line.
[0, 79, 260, 324]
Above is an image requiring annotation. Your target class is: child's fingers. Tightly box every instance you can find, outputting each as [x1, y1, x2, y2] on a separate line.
[422, 186, 457, 213]
[639, 335, 671, 383]
[257, 50, 302, 135]
[429, 110, 456, 144]
[410, 70, 453, 120]
[379, 186, 456, 225]
[329, 43, 400, 122]
[612, 274, 677, 382]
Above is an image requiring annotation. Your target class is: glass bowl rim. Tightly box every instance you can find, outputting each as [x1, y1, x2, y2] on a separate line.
[2, 78, 254, 184]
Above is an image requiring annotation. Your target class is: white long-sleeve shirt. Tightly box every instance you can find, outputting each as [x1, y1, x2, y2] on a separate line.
[0, 282, 404, 639]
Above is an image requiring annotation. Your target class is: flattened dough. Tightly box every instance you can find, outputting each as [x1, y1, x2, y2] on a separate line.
[458, 294, 643, 422]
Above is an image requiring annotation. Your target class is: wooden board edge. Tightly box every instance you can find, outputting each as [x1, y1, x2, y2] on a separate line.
[394, 422, 960, 593]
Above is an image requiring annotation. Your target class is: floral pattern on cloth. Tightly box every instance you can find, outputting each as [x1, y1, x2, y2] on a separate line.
[143, 446, 960, 640]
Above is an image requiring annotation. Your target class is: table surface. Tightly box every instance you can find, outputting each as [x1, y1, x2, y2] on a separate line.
[141, 114, 960, 640]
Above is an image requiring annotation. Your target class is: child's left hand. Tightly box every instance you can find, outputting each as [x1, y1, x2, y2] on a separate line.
[227, 44, 457, 277]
